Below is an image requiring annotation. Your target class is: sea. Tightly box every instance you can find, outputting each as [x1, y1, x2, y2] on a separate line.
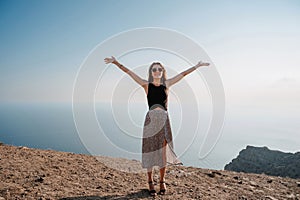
[0, 102, 299, 170]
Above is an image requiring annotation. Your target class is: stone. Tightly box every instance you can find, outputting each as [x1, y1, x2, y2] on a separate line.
[35, 177, 44, 183]
[265, 196, 278, 200]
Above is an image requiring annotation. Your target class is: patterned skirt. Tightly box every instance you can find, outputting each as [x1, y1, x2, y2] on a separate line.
[142, 109, 182, 169]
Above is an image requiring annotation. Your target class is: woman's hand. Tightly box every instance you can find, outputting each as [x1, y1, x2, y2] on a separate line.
[104, 56, 117, 64]
[195, 61, 210, 68]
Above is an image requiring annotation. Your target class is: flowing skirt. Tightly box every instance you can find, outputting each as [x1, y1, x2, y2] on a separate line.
[142, 109, 182, 169]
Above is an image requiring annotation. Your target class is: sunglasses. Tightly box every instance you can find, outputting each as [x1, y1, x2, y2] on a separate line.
[152, 67, 163, 72]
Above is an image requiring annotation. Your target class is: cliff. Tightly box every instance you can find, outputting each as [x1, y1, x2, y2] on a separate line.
[224, 145, 300, 179]
[0, 143, 299, 200]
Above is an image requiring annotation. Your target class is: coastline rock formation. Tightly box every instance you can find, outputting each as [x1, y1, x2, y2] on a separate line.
[1, 143, 299, 199]
[225, 145, 300, 179]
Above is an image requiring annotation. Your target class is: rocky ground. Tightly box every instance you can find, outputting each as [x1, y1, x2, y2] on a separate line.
[0, 143, 299, 200]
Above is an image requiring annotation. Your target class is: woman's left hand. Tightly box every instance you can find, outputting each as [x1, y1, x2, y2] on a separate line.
[195, 61, 210, 68]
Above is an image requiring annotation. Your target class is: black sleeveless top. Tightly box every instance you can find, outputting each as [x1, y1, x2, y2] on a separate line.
[147, 82, 168, 111]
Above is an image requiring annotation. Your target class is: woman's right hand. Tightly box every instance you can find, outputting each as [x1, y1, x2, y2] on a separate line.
[104, 56, 116, 64]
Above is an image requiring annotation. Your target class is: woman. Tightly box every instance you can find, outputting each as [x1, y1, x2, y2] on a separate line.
[104, 56, 209, 196]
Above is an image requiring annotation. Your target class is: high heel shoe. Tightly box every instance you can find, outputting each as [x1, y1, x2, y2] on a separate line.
[158, 181, 166, 195]
[148, 181, 157, 196]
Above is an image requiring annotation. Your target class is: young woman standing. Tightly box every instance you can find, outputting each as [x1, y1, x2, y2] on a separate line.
[104, 56, 209, 196]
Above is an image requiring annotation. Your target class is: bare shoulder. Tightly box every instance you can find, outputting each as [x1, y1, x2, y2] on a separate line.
[165, 80, 171, 88]
[142, 81, 149, 87]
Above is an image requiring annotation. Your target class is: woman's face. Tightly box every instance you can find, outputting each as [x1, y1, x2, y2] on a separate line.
[151, 64, 163, 79]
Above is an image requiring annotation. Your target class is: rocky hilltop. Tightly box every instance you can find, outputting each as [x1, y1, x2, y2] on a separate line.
[0, 143, 299, 200]
[225, 145, 300, 179]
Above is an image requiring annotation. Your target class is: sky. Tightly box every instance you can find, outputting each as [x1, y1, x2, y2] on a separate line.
[0, 0, 299, 164]
[1, 0, 300, 108]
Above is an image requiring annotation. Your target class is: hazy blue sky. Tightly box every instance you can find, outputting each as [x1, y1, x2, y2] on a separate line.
[1, 0, 300, 110]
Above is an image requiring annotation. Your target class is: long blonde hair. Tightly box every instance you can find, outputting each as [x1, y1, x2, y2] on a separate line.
[148, 62, 167, 85]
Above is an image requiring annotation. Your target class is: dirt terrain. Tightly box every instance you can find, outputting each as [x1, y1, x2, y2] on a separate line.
[0, 144, 299, 199]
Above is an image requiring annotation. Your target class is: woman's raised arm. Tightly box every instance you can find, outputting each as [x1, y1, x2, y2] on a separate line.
[165, 61, 210, 88]
[104, 56, 148, 87]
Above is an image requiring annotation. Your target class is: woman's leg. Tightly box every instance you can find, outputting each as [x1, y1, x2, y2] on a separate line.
[147, 167, 153, 182]
[159, 167, 166, 182]
[159, 139, 167, 194]
[147, 167, 156, 196]
[160, 139, 167, 182]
